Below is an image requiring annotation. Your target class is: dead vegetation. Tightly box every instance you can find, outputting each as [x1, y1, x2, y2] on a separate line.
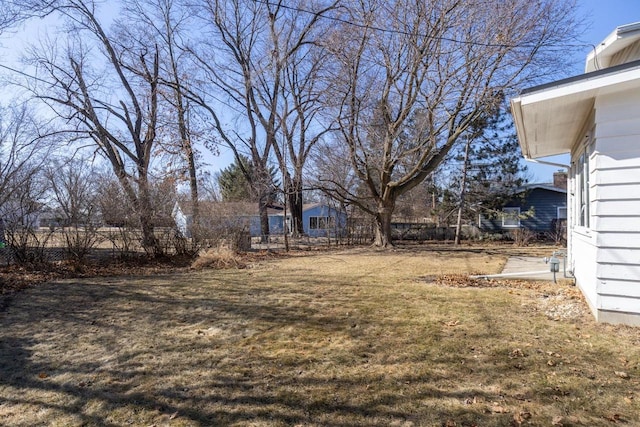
[1, 244, 639, 426]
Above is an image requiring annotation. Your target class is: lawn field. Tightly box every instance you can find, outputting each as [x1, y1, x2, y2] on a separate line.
[1, 245, 639, 426]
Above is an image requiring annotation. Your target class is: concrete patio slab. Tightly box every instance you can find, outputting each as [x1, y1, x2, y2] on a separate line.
[500, 256, 555, 281]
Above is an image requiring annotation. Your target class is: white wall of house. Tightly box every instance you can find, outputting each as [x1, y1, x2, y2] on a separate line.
[570, 87, 640, 325]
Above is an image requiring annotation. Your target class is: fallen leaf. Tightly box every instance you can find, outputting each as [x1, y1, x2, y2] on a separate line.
[490, 404, 509, 414]
[605, 413, 623, 423]
[551, 416, 563, 426]
[519, 411, 532, 420]
[444, 320, 459, 327]
[512, 411, 532, 426]
[444, 419, 456, 427]
[510, 348, 525, 358]
[169, 411, 179, 420]
[615, 371, 630, 379]
[547, 360, 556, 367]
[38, 372, 48, 379]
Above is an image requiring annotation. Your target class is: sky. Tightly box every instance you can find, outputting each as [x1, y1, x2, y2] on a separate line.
[1, 1, 640, 182]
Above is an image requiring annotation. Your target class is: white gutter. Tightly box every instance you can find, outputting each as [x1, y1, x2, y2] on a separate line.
[586, 21, 640, 72]
[525, 158, 570, 170]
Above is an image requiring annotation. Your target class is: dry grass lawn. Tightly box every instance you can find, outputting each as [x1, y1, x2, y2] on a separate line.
[1, 244, 639, 426]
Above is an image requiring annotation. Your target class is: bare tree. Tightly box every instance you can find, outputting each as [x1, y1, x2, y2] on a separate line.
[0, 1, 49, 34]
[45, 157, 103, 260]
[119, 0, 202, 226]
[186, 0, 337, 241]
[0, 103, 57, 262]
[45, 157, 98, 227]
[25, 0, 164, 255]
[319, 0, 578, 247]
[274, 32, 337, 236]
[0, 103, 52, 209]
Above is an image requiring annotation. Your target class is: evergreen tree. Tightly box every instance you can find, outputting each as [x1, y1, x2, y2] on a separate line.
[216, 155, 280, 204]
[452, 106, 529, 223]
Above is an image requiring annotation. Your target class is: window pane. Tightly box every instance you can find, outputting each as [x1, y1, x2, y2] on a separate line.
[502, 207, 520, 227]
[318, 217, 326, 229]
[558, 207, 567, 219]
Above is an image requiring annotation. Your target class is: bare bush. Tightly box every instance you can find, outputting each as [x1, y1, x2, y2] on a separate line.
[3, 226, 53, 264]
[191, 247, 246, 270]
[547, 219, 567, 245]
[61, 226, 104, 262]
[100, 227, 144, 259]
[509, 227, 537, 247]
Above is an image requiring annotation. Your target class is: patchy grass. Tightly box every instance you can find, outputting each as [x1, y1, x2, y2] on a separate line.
[1, 245, 639, 426]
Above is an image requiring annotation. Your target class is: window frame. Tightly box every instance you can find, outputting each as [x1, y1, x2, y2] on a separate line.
[557, 206, 567, 220]
[573, 129, 594, 231]
[309, 215, 335, 230]
[501, 207, 521, 228]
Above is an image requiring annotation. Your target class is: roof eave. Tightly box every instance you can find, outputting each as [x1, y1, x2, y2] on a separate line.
[586, 21, 640, 73]
[512, 61, 640, 160]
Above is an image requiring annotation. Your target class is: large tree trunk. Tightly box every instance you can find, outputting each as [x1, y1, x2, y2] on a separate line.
[258, 197, 270, 243]
[115, 167, 160, 256]
[287, 179, 304, 237]
[254, 164, 272, 243]
[373, 202, 395, 248]
[136, 174, 160, 256]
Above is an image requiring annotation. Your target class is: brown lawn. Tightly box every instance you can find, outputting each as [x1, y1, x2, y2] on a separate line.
[0, 244, 639, 426]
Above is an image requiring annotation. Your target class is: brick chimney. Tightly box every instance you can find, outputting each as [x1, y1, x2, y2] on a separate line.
[553, 171, 567, 190]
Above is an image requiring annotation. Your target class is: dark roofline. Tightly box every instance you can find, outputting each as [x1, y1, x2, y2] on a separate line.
[517, 183, 567, 194]
[521, 58, 640, 96]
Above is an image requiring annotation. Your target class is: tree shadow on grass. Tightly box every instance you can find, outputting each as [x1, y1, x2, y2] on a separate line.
[0, 272, 635, 426]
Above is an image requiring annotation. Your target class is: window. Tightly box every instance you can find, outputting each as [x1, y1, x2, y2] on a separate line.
[309, 216, 335, 230]
[573, 132, 593, 229]
[502, 207, 521, 228]
[557, 207, 567, 220]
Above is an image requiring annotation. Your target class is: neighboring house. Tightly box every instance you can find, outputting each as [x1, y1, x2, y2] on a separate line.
[171, 201, 285, 238]
[480, 172, 567, 233]
[171, 201, 347, 238]
[511, 22, 640, 325]
[296, 203, 347, 238]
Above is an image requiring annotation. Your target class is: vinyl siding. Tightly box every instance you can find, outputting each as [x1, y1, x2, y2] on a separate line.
[302, 204, 347, 237]
[591, 89, 640, 316]
[519, 189, 567, 231]
[571, 231, 599, 314]
[479, 188, 566, 232]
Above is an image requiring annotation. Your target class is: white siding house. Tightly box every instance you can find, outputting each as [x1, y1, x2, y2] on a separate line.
[511, 22, 640, 325]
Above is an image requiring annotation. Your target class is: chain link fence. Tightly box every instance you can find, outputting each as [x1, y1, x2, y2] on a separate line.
[0, 225, 369, 266]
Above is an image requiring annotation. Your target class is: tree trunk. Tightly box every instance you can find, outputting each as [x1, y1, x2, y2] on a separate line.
[136, 174, 160, 256]
[373, 202, 394, 247]
[287, 181, 304, 237]
[185, 140, 199, 228]
[455, 137, 471, 245]
[115, 167, 159, 256]
[139, 208, 158, 255]
[258, 190, 270, 243]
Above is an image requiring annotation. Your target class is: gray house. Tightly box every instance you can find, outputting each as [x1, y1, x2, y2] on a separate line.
[480, 172, 567, 233]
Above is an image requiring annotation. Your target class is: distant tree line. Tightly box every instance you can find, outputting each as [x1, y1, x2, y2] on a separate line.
[0, 0, 580, 252]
